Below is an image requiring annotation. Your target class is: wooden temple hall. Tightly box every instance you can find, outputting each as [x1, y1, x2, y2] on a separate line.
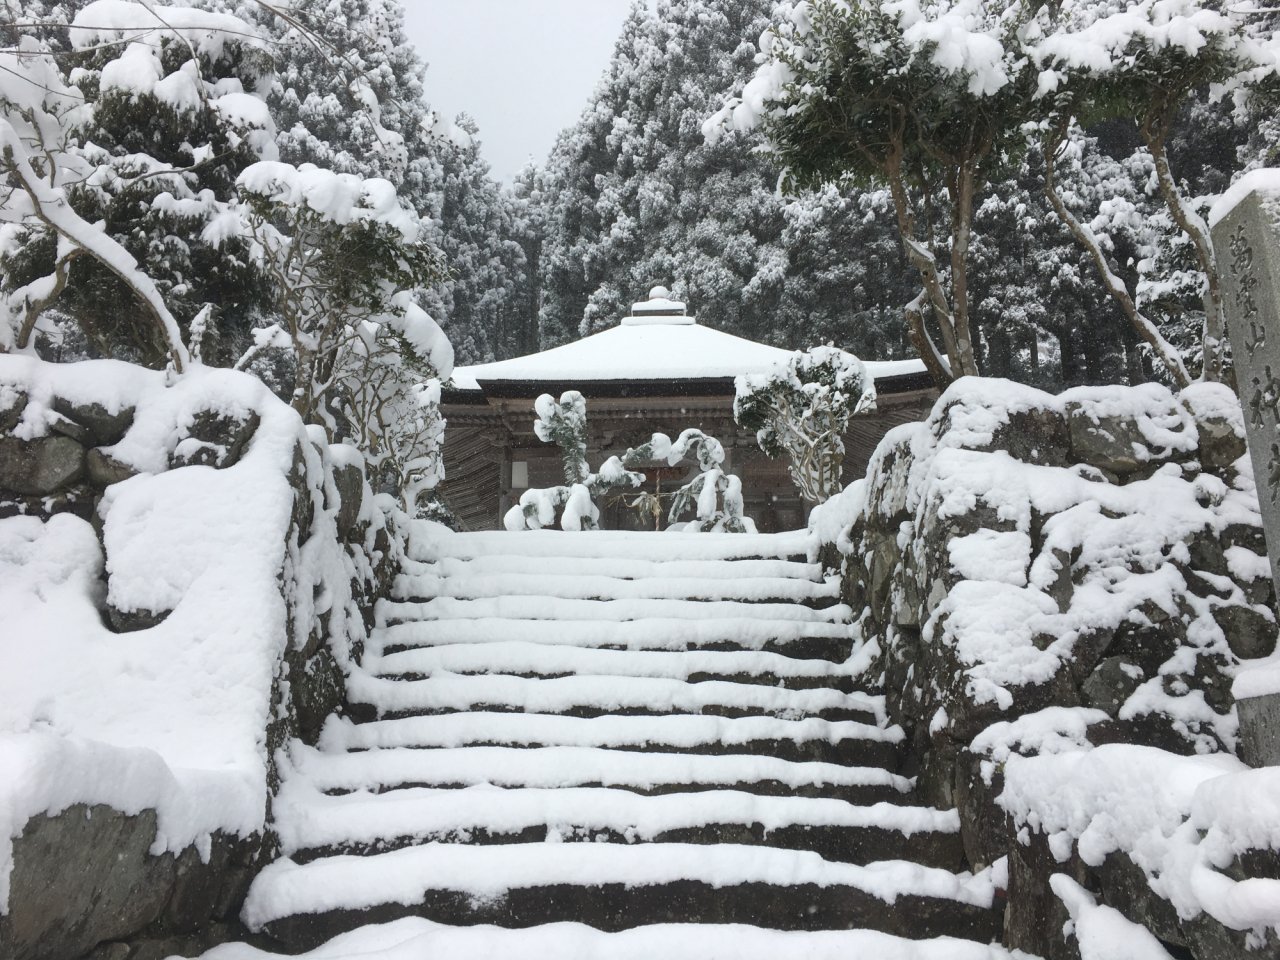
[435, 289, 938, 533]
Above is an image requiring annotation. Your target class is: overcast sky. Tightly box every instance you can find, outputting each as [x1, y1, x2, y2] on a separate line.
[403, 1, 642, 185]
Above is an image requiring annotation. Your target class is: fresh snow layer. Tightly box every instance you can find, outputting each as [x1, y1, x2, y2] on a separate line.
[447, 320, 924, 388]
[1051, 875, 1177, 960]
[375, 617, 855, 652]
[410, 553, 825, 580]
[368, 641, 869, 687]
[286, 743, 912, 795]
[409, 526, 818, 563]
[345, 671, 866, 718]
[241, 843, 995, 929]
[269, 779, 957, 855]
[201, 917, 1019, 960]
[382, 595, 850, 625]
[1208, 168, 1280, 229]
[318, 712, 903, 752]
[393, 571, 839, 603]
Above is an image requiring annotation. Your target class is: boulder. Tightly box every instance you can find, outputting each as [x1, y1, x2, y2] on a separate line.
[1193, 414, 1248, 473]
[108, 605, 170, 633]
[87, 448, 139, 487]
[1066, 404, 1150, 475]
[1080, 656, 1146, 718]
[1214, 603, 1278, 659]
[0, 805, 258, 960]
[0, 435, 87, 495]
[0, 390, 26, 433]
[51, 398, 135, 447]
[170, 411, 260, 470]
[985, 407, 1072, 467]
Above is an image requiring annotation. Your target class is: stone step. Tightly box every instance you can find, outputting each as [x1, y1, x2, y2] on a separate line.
[378, 596, 852, 629]
[242, 843, 1002, 950]
[374, 618, 856, 662]
[366, 641, 868, 694]
[344, 672, 878, 724]
[410, 529, 816, 564]
[288, 743, 915, 805]
[406, 554, 829, 582]
[272, 781, 964, 869]
[392, 572, 841, 607]
[318, 713, 903, 768]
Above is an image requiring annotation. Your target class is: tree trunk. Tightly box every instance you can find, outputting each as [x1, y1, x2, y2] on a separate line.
[1141, 112, 1226, 383]
[1042, 128, 1191, 389]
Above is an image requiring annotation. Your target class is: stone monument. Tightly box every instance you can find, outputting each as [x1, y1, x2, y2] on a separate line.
[1211, 170, 1280, 765]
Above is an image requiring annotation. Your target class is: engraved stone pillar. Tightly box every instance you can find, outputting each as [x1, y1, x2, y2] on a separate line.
[1212, 179, 1280, 765]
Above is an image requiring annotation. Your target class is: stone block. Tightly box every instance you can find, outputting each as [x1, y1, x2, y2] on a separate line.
[0, 435, 87, 495]
[51, 398, 135, 446]
[1066, 404, 1150, 475]
[170, 411, 260, 470]
[1238, 692, 1280, 767]
[87, 448, 139, 487]
[1214, 603, 1278, 659]
[0, 390, 26, 433]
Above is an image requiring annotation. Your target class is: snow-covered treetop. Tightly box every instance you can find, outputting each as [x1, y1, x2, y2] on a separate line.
[704, 0, 1020, 146]
[233, 162, 422, 241]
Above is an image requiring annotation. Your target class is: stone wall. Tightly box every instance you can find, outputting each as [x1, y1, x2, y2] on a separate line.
[0, 366, 403, 960]
[821, 377, 1278, 960]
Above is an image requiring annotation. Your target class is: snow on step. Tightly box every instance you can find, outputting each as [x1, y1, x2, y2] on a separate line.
[195, 916, 1023, 960]
[410, 529, 817, 564]
[381, 596, 852, 625]
[271, 780, 958, 857]
[412, 554, 826, 581]
[319, 712, 903, 753]
[367, 641, 870, 692]
[393, 572, 840, 604]
[242, 842, 997, 931]
[375, 617, 855, 653]
[288, 744, 913, 797]
[345, 672, 871, 719]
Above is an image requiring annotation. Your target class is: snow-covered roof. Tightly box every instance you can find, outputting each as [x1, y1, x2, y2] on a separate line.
[450, 293, 926, 391]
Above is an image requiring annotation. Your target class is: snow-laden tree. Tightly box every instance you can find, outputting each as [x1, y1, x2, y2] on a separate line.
[0, 0, 276, 370]
[1023, 0, 1279, 386]
[218, 160, 454, 508]
[535, 0, 792, 349]
[735, 345, 876, 504]
[505, 390, 754, 532]
[248, 0, 536, 361]
[706, 0, 1029, 388]
[419, 116, 534, 365]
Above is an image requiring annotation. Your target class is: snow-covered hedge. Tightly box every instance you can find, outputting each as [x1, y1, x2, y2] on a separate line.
[0, 356, 400, 958]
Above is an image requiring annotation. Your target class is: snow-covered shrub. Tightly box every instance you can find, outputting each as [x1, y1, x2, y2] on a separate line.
[0, 1, 277, 369]
[504, 390, 755, 532]
[219, 161, 454, 513]
[705, 0, 1027, 387]
[735, 345, 876, 505]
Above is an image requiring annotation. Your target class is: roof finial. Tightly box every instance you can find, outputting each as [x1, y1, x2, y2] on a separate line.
[648, 285, 671, 301]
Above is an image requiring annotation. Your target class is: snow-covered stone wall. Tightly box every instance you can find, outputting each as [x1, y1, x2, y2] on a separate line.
[814, 377, 1279, 959]
[0, 357, 403, 960]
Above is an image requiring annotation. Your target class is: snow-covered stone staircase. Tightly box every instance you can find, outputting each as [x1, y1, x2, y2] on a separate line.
[244, 529, 1003, 950]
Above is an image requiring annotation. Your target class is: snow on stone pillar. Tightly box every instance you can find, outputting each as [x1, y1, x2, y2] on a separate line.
[1211, 172, 1280, 766]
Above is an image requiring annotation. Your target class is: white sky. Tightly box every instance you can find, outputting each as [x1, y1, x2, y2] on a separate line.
[403, 0, 642, 185]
